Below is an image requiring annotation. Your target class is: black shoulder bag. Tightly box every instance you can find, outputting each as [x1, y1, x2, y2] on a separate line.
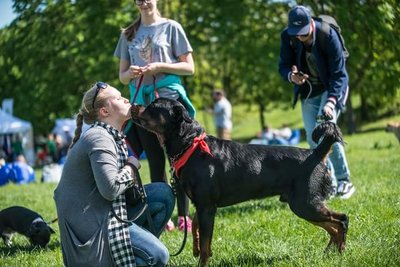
[112, 167, 148, 223]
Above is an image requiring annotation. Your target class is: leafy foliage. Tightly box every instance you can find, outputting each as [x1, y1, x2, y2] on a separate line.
[0, 0, 133, 133]
[0, 0, 399, 135]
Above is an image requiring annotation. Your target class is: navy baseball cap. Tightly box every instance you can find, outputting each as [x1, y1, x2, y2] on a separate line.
[288, 6, 311, 36]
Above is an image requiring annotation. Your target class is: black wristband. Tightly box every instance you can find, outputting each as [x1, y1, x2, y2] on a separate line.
[326, 99, 336, 105]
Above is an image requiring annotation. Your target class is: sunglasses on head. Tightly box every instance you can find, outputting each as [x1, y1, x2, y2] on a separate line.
[92, 82, 108, 109]
[135, 0, 152, 5]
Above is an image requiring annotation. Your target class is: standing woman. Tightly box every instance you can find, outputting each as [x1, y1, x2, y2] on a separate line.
[54, 83, 174, 266]
[114, 0, 195, 231]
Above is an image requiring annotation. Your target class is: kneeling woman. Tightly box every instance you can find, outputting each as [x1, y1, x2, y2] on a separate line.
[54, 82, 174, 266]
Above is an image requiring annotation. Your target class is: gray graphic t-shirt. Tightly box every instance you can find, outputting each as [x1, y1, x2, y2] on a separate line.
[114, 18, 193, 90]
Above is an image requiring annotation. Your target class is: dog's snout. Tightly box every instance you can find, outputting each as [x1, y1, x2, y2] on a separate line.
[130, 104, 145, 118]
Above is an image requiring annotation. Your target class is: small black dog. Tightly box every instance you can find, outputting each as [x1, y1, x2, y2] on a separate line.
[0, 206, 55, 248]
[131, 98, 349, 266]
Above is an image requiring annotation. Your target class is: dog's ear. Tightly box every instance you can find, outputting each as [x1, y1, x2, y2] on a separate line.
[172, 105, 193, 123]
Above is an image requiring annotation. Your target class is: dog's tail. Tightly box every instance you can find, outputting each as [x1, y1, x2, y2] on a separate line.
[312, 122, 344, 158]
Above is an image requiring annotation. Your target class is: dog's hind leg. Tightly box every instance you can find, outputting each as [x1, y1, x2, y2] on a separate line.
[196, 206, 217, 267]
[289, 199, 348, 253]
[309, 206, 349, 253]
[192, 212, 200, 257]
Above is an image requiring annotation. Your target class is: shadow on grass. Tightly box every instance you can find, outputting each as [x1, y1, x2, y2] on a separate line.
[216, 198, 286, 217]
[169, 253, 290, 266]
[0, 239, 60, 257]
[217, 253, 291, 267]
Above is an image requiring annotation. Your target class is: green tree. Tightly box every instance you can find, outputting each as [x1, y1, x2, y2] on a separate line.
[0, 0, 399, 137]
[179, 0, 293, 130]
[308, 0, 400, 132]
[0, 0, 133, 134]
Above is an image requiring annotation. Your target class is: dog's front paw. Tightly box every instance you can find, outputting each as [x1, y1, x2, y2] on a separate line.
[192, 228, 200, 257]
[199, 253, 210, 267]
[193, 245, 200, 257]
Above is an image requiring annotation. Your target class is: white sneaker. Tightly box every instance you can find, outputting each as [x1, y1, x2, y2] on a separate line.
[336, 181, 355, 199]
[165, 219, 175, 231]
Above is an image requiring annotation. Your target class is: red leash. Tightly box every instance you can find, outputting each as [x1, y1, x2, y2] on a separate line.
[124, 75, 158, 155]
[131, 75, 144, 103]
[122, 75, 145, 152]
[131, 75, 158, 103]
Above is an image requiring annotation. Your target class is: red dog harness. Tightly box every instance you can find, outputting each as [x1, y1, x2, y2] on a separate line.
[172, 132, 213, 179]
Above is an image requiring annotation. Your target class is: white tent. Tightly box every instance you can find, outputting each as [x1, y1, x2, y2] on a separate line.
[51, 118, 76, 147]
[51, 118, 90, 147]
[0, 109, 35, 165]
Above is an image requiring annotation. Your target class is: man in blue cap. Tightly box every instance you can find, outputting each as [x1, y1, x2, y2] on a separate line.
[278, 5, 355, 199]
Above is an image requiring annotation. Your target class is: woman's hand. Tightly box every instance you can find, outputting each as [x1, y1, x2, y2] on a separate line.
[129, 65, 143, 79]
[140, 53, 195, 76]
[119, 59, 142, 84]
[141, 62, 160, 76]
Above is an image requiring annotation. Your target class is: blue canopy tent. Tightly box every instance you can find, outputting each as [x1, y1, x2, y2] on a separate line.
[0, 109, 35, 166]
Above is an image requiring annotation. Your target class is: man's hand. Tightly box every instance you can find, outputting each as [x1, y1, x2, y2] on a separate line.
[290, 65, 309, 85]
[322, 99, 336, 120]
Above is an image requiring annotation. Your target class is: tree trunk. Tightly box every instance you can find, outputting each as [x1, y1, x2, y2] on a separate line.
[360, 94, 370, 121]
[345, 95, 357, 134]
[259, 103, 266, 131]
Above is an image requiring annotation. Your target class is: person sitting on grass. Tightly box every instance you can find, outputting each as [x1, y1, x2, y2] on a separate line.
[257, 124, 293, 145]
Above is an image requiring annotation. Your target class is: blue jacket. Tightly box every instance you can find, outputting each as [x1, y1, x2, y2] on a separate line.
[279, 20, 349, 110]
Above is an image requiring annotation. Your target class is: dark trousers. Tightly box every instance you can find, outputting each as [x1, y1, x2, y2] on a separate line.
[125, 123, 189, 217]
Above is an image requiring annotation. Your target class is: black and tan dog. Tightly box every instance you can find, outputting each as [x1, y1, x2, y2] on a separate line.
[0, 206, 55, 248]
[131, 98, 349, 266]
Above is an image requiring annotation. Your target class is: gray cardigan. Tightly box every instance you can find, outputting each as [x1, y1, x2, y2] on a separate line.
[54, 126, 132, 267]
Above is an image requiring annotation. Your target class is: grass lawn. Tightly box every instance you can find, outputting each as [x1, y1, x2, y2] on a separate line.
[0, 106, 399, 266]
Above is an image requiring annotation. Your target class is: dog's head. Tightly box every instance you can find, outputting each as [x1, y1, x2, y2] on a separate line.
[131, 98, 197, 139]
[29, 221, 55, 248]
[130, 98, 205, 156]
